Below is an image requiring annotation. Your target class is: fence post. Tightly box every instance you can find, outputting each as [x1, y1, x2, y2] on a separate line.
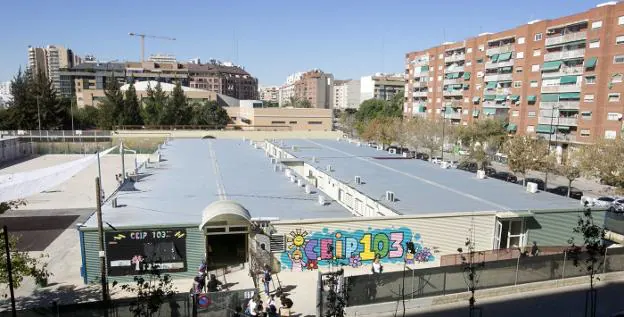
[411, 269, 415, 299]
[442, 272, 447, 296]
[562, 251, 567, 281]
[603, 246, 608, 274]
[514, 253, 520, 286]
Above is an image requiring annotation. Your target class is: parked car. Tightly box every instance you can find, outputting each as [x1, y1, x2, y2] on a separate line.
[457, 161, 478, 173]
[484, 167, 497, 176]
[583, 196, 617, 208]
[546, 186, 583, 200]
[608, 198, 624, 213]
[491, 171, 517, 183]
[430, 157, 443, 164]
[415, 152, 429, 161]
[522, 178, 545, 190]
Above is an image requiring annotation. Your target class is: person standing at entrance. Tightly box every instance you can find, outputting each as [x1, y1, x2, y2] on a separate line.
[371, 254, 383, 285]
[262, 264, 272, 296]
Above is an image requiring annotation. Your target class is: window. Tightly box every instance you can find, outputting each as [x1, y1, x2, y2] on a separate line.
[516, 51, 524, 59]
[617, 36, 624, 45]
[585, 76, 596, 84]
[614, 55, 624, 64]
[479, 44, 485, 51]
[289, 121, 297, 124]
[429, 77, 434, 82]
[582, 111, 593, 120]
[438, 65, 443, 70]
[516, 66, 523, 73]
[518, 37, 525, 44]
[607, 112, 622, 121]
[527, 125, 535, 132]
[528, 111, 536, 117]
[467, 48, 473, 53]
[619, 16, 624, 25]
[605, 130, 617, 139]
[592, 21, 603, 29]
[476, 58, 484, 64]
[584, 94, 595, 102]
[512, 110, 519, 117]
[513, 81, 522, 88]
[466, 61, 472, 66]
[308, 121, 323, 125]
[271, 121, 285, 124]
[531, 64, 540, 72]
[609, 93, 621, 102]
[530, 80, 539, 88]
[533, 49, 541, 56]
[613, 74, 623, 83]
[464, 97, 469, 103]
[534, 33, 543, 41]
[589, 40, 600, 48]
[581, 129, 591, 137]
[437, 75, 442, 81]
[428, 87, 433, 92]
[436, 108, 441, 114]
[476, 84, 482, 90]
[439, 54, 443, 59]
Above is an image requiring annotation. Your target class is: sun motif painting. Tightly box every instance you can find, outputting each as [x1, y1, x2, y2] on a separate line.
[286, 229, 308, 250]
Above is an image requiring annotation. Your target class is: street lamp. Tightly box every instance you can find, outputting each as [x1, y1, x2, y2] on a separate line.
[441, 106, 447, 162]
[544, 101, 560, 189]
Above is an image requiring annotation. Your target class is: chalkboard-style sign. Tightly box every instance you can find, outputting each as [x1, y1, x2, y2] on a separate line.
[105, 228, 187, 276]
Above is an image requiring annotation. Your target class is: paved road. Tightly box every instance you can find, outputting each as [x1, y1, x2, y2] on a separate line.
[0, 215, 79, 251]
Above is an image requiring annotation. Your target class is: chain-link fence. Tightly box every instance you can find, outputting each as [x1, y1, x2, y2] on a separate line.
[0, 288, 256, 317]
[346, 247, 624, 307]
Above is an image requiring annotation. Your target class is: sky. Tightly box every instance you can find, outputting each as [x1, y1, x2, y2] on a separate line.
[0, 0, 602, 86]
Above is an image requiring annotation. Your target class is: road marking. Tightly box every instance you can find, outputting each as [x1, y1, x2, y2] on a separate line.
[304, 139, 510, 211]
[208, 140, 227, 200]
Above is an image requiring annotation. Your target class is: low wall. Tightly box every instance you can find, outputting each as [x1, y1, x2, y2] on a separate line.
[113, 129, 342, 140]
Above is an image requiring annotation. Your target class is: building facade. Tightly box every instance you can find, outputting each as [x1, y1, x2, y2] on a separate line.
[332, 79, 361, 109]
[0, 81, 11, 108]
[360, 73, 404, 102]
[59, 62, 127, 107]
[28, 45, 79, 93]
[405, 1, 624, 145]
[226, 102, 333, 131]
[188, 61, 258, 100]
[259, 86, 279, 104]
[279, 70, 334, 109]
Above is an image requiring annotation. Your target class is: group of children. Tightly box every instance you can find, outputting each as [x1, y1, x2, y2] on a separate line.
[241, 294, 293, 317]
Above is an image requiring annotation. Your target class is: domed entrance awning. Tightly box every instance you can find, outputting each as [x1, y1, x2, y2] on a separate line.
[199, 200, 251, 230]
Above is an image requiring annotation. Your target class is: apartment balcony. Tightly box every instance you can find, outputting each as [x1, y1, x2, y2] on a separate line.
[486, 45, 514, 56]
[541, 66, 584, 78]
[444, 66, 464, 73]
[539, 100, 580, 110]
[412, 81, 428, 88]
[482, 101, 510, 108]
[485, 87, 512, 95]
[444, 100, 463, 107]
[443, 90, 464, 97]
[484, 73, 513, 82]
[443, 78, 462, 85]
[536, 133, 577, 143]
[414, 72, 429, 79]
[543, 48, 585, 62]
[443, 111, 463, 120]
[540, 85, 581, 93]
[412, 59, 429, 67]
[538, 116, 578, 126]
[545, 31, 587, 47]
[485, 59, 514, 69]
[445, 54, 466, 63]
[413, 91, 428, 97]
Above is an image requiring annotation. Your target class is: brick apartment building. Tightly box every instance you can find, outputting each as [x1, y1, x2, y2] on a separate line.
[405, 1, 624, 147]
[279, 69, 334, 109]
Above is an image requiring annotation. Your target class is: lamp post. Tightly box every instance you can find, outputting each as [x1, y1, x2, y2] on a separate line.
[441, 106, 446, 162]
[544, 101, 559, 190]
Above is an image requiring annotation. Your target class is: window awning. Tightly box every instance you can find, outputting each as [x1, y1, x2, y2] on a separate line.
[472, 109, 480, 117]
[463, 72, 471, 80]
[418, 105, 426, 112]
[585, 57, 597, 69]
[483, 108, 497, 115]
[495, 95, 507, 101]
[484, 95, 496, 101]
[541, 94, 559, 102]
[491, 54, 500, 62]
[536, 124, 556, 134]
[421, 65, 430, 71]
[506, 123, 518, 132]
[472, 96, 481, 103]
[557, 125, 570, 131]
[527, 95, 537, 103]
[486, 82, 497, 89]
[559, 75, 578, 85]
[498, 52, 512, 61]
[542, 61, 563, 71]
[510, 95, 520, 102]
[447, 72, 460, 79]
[559, 92, 580, 100]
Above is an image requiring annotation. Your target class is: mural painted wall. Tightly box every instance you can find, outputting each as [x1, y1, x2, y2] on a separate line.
[279, 227, 435, 271]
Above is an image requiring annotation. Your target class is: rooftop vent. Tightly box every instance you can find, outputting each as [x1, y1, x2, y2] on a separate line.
[112, 197, 119, 208]
[273, 165, 279, 172]
[318, 195, 327, 206]
[597, 1, 616, 7]
[476, 170, 486, 179]
[336, 137, 341, 142]
[291, 145, 297, 151]
[356, 142, 362, 147]
[355, 176, 362, 185]
[326, 165, 333, 172]
[297, 179, 304, 187]
[312, 156, 317, 163]
[526, 182, 538, 193]
[305, 184, 312, 194]
[290, 175, 297, 183]
[527, 19, 542, 25]
[385, 191, 395, 202]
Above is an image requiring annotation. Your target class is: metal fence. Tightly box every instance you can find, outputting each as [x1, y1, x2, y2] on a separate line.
[345, 247, 624, 307]
[0, 288, 256, 317]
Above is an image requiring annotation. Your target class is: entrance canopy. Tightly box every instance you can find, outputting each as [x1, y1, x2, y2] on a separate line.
[199, 200, 251, 230]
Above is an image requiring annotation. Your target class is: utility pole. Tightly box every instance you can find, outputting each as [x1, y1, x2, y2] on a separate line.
[70, 98, 75, 141]
[95, 177, 109, 315]
[3, 226, 17, 317]
[120, 141, 126, 181]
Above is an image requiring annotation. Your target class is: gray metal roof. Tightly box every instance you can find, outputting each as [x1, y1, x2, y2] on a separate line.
[81, 139, 351, 229]
[271, 139, 584, 215]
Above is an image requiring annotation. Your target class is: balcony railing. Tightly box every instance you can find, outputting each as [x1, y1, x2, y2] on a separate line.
[484, 73, 513, 82]
[543, 48, 585, 62]
[484, 87, 512, 95]
[485, 60, 514, 69]
[545, 31, 587, 47]
[536, 133, 577, 143]
[413, 91, 428, 97]
[538, 116, 578, 126]
[443, 112, 462, 120]
[412, 81, 428, 88]
[486, 45, 514, 56]
[443, 90, 464, 96]
[443, 78, 462, 85]
[444, 66, 464, 73]
[411, 59, 429, 67]
[444, 100, 463, 107]
[539, 100, 580, 110]
[414, 72, 429, 78]
[541, 66, 584, 78]
[445, 54, 466, 63]
[540, 85, 581, 93]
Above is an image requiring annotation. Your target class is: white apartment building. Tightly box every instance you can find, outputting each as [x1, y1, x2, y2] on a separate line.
[332, 79, 361, 109]
[148, 54, 177, 64]
[278, 72, 303, 107]
[259, 86, 279, 103]
[28, 45, 78, 93]
[0, 81, 11, 108]
[360, 73, 405, 102]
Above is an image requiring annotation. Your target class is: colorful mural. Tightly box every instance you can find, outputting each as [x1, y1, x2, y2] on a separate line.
[280, 227, 435, 271]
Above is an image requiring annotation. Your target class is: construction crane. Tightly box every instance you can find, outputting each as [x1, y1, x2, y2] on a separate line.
[128, 32, 176, 62]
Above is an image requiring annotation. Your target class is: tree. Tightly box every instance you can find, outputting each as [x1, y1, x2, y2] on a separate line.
[577, 138, 624, 192]
[190, 100, 231, 127]
[142, 82, 167, 125]
[99, 76, 124, 129]
[7, 69, 36, 130]
[0, 201, 51, 294]
[114, 263, 176, 317]
[283, 96, 301, 108]
[457, 119, 507, 167]
[503, 136, 545, 186]
[298, 98, 312, 108]
[161, 81, 190, 125]
[555, 151, 581, 197]
[74, 106, 99, 129]
[31, 70, 65, 130]
[122, 82, 144, 126]
[361, 117, 399, 147]
[568, 208, 606, 317]
[339, 110, 357, 137]
[417, 119, 443, 158]
[458, 237, 484, 317]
